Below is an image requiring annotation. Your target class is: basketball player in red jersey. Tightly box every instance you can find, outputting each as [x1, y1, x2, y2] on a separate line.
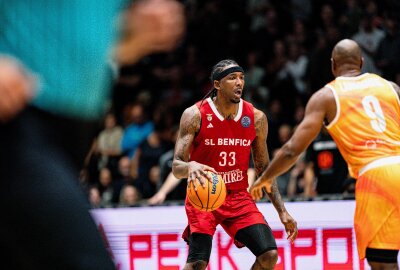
[251, 39, 400, 269]
[172, 59, 298, 270]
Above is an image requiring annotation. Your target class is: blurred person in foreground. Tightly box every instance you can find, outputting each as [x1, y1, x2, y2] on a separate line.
[251, 39, 400, 270]
[173, 59, 297, 270]
[0, 0, 184, 269]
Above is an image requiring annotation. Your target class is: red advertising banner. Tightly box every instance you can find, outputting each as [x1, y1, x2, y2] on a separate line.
[91, 201, 398, 270]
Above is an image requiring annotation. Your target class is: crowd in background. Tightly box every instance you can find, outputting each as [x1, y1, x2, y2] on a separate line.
[79, 0, 400, 208]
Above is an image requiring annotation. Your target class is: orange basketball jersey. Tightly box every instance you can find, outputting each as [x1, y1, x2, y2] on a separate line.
[325, 73, 400, 178]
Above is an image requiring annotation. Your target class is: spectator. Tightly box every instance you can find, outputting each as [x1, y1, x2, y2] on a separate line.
[119, 184, 141, 206]
[120, 102, 153, 158]
[98, 167, 115, 207]
[278, 123, 293, 147]
[288, 18, 313, 49]
[352, 13, 385, 74]
[88, 185, 103, 209]
[316, 4, 336, 34]
[130, 111, 174, 198]
[266, 99, 284, 155]
[306, 33, 335, 91]
[245, 51, 266, 91]
[293, 103, 305, 125]
[161, 65, 193, 109]
[286, 153, 306, 197]
[264, 39, 288, 90]
[338, 0, 363, 37]
[290, 0, 312, 21]
[243, 51, 268, 110]
[84, 112, 124, 180]
[271, 149, 291, 196]
[111, 155, 136, 204]
[96, 113, 124, 169]
[246, 0, 270, 32]
[278, 41, 309, 97]
[375, 13, 400, 80]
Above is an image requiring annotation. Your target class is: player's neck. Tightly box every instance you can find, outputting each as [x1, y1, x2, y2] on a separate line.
[336, 68, 362, 77]
[213, 98, 239, 120]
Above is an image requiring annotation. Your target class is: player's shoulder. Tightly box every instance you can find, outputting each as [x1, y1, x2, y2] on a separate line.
[180, 104, 201, 130]
[309, 87, 335, 106]
[252, 107, 266, 119]
[182, 104, 200, 116]
[302, 87, 337, 120]
[252, 106, 267, 132]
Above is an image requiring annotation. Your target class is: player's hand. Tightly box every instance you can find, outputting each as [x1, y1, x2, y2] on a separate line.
[187, 161, 217, 191]
[250, 177, 274, 201]
[279, 211, 298, 244]
[0, 56, 35, 122]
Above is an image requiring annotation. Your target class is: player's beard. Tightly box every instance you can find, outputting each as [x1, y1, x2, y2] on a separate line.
[230, 93, 241, 103]
[230, 98, 240, 104]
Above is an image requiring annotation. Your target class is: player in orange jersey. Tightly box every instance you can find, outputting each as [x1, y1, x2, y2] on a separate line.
[251, 39, 400, 270]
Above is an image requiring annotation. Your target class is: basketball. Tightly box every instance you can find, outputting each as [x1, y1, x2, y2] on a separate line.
[187, 171, 226, 212]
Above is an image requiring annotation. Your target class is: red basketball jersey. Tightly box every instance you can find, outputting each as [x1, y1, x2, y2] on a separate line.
[190, 97, 256, 190]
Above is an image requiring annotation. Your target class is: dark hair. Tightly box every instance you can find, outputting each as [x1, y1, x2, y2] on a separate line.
[200, 59, 239, 105]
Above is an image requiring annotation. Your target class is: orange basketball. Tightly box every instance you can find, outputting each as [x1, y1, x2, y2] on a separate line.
[187, 171, 226, 212]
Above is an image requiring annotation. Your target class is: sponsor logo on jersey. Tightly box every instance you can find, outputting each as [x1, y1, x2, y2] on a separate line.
[207, 123, 214, 128]
[241, 116, 251, 128]
[219, 169, 244, 184]
[207, 114, 213, 121]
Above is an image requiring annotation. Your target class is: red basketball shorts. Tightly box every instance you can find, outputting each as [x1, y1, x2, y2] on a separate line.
[183, 189, 267, 247]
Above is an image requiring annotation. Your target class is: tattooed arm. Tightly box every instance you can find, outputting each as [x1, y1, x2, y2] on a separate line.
[172, 105, 216, 189]
[251, 108, 298, 242]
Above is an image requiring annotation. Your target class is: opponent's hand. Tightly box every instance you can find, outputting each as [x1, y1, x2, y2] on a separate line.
[279, 211, 298, 244]
[187, 161, 217, 191]
[0, 57, 35, 122]
[250, 177, 274, 201]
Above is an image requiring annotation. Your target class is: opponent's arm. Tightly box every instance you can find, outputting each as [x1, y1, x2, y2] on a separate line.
[251, 109, 285, 211]
[252, 108, 298, 243]
[251, 88, 332, 198]
[172, 105, 216, 189]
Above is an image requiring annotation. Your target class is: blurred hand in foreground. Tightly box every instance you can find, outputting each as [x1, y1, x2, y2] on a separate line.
[0, 56, 36, 122]
[115, 0, 186, 65]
